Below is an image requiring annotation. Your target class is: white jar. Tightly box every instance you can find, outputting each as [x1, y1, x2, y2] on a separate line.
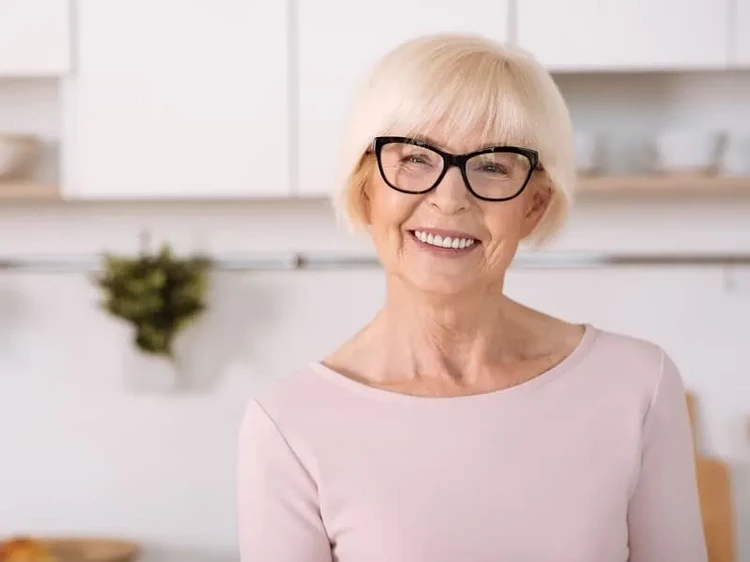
[124, 347, 180, 394]
[574, 132, 604, 175]
[652, 129, 724, 174]
[719, 132, 750, 176]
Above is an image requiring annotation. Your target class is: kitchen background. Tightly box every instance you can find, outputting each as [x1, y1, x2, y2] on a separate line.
[1, 1, 749, 561]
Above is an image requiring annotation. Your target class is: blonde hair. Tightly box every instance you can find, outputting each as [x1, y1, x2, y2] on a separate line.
[332, 33, 576, 247]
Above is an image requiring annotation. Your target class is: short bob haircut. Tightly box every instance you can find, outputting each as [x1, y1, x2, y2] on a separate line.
[332, 33, 576, 247]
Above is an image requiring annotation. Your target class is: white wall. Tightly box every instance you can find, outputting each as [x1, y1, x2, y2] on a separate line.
[1, 73, 749, 560]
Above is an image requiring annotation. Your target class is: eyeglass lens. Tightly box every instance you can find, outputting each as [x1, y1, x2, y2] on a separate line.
[378, 142, 532, 200]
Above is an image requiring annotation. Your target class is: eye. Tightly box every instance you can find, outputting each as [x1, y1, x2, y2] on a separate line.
[481, 163, 507, 174]
[473, 160, 509, 175]
[400, 149, 436, 166]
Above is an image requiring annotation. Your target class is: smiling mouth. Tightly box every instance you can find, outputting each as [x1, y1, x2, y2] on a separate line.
[410, 230, 480, 251]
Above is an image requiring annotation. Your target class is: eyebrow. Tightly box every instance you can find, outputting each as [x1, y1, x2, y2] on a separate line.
[413, 135, 535, 155]
[410, 134, 442, 148]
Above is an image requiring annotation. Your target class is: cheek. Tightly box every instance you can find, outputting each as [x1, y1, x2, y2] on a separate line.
[367, 176, 419, 231]
[482, 201, 527, 242]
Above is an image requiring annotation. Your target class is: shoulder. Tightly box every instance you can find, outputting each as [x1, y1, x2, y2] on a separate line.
[236, 372, 330, 500]
[238, 364, 350, 455]
[240, 366, 313, 421]
[250, 363, 345, 422]
[587, 326, 665, 369]
[581, 326, 685, 408]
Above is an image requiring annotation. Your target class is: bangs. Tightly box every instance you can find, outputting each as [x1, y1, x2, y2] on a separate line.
[378, 52, 539, 152]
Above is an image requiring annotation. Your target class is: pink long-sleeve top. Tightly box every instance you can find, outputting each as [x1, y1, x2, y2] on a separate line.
[237, 325, 708, 561]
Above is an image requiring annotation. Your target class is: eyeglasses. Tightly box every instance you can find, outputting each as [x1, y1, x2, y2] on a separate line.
[372, 136, 539, 202]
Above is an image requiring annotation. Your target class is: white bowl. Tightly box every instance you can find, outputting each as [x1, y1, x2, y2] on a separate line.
[0, 134, 40, 180]
[652, 129, 723, 174]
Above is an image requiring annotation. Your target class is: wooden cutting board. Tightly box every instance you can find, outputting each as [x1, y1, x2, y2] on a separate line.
[697, 458, 734, 562]
[687, 392, 735, 562]
[0, 538, 138, 562]
[42, 539, 139, 562]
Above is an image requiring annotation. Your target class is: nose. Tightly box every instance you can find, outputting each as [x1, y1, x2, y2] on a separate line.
[426, 166, 471, 214]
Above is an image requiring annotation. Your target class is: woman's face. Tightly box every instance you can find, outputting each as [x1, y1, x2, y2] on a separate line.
[364, 129, 551, 296]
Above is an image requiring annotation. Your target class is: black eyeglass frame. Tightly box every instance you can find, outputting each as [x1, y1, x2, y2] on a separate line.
[372, 136, 540, 202]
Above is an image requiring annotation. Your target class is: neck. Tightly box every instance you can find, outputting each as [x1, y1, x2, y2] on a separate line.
[371, 275, 516, 382]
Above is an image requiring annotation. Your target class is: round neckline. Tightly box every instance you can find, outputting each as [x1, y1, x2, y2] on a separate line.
[308, 323, 599, 405]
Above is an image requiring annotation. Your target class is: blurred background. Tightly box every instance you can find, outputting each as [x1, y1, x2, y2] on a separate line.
[0, 1, 748, 562]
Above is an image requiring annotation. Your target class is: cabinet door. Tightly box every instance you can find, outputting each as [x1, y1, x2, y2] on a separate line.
[516, 0, 730, 71]
[737, 0, 750, 65]
[0, 0, 70, 76]
[297, 1, 511, 196]
[64, 0, 288, 199]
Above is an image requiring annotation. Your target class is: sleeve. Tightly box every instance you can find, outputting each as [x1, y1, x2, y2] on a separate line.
[237, 399, 333, 562]
[627, 350, 708, 562]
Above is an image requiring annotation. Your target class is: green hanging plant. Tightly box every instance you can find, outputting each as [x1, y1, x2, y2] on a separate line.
[94, 239, 211, 358]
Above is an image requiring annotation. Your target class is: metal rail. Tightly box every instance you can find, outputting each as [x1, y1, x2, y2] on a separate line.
[1, 251, 749, 273]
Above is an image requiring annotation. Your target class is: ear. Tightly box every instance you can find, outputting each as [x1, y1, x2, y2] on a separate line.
[520, 181, 552, 238]
[357, 157, 375, 226]
[361, 183, 372, 226]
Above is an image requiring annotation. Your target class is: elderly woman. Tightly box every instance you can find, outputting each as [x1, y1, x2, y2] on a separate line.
[237, 33, 706, 561]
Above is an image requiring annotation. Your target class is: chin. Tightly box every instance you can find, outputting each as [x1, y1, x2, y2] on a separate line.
[402, 269, 480, 297]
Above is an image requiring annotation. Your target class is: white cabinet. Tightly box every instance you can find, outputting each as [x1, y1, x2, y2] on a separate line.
[0, 0, 70, 76]
[736, 0, 750, 65]
[297, 0, 511, 196]
[64, 0, 288, 199]
[516, 0, 730, 71]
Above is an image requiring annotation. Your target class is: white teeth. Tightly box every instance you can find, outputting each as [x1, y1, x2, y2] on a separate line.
[413, 230, 476, 249]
